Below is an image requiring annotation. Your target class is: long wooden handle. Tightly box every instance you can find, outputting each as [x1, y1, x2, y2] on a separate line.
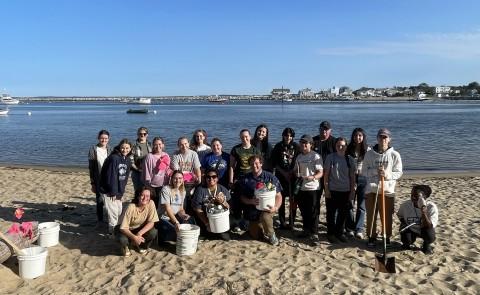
[0, 231, 24, 254]
[381, 176, 386, 236]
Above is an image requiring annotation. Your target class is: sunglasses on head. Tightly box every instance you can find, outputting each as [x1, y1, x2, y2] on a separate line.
[206, 175, 218, 180]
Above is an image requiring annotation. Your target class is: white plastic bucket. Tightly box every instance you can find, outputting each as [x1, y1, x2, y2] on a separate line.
[255, 190, 276, 211]
[176, 224, 200, 256]
[17, 246, 48, 279]
[38, 222, 60, 247]
[207, 209, 230, 233]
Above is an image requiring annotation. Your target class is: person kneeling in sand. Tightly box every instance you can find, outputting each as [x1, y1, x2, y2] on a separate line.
[192, 168, 232, 241]
[118, 187, 159, 257]
[397, 184, 438, 254]
[239, 155, 282, 246]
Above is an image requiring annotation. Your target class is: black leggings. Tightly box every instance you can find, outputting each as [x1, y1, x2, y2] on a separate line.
[297, 190, 320, 234]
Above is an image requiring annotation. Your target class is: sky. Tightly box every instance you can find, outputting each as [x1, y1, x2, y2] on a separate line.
[1, 0, 479, 96]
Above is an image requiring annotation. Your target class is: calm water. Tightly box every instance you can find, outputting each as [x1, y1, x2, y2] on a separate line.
[0, 101, 479, 171]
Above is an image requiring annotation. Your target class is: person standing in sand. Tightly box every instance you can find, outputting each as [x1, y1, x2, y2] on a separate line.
[294, 134, 323, 242]
[345, 128, 370, 239]
[171, 136, 202, 214]
[88, 129, 113, 224]
[239, 155, 283, 246]
[362, 128, 403, 248]
[324, 137, 355, 243]
[100, 138, 133, 235]
[251, 124, 273, 172]
[118, 187, 159, 257]
[142, 136, 171, 208]
[130, 127, 152, 192]
[397, 184, 438, 254]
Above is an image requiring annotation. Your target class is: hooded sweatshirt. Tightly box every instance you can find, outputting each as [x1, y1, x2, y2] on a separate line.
[100, 151, 131, 197]
[361, 144, 402, 196]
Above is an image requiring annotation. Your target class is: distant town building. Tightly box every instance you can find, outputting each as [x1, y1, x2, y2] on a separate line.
[271, 87, 291, 99]
[329, 86, 340, 97]
[435, 86, 451, 97]
[298, 88, 315, 99]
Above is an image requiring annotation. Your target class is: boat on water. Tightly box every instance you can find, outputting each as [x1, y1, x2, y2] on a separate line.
[0, 108, 9, 115]
[126, 108, 149, 114]
[208, 97, 228, 103]
[0, 93, 20, 105]
[129, 97, 152, 104]
[282, 98, 293, 102]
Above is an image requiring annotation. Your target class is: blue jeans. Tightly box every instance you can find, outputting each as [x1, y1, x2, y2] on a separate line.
[157, 214, 195, 242]
[346, 175, 366, 233]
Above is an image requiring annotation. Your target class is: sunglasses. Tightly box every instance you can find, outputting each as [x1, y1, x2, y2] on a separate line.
[206, 175, 218, 180]
[138, 133, 147, 136]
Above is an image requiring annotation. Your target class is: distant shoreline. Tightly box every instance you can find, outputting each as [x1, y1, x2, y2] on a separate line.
[1, 163, 479, 178]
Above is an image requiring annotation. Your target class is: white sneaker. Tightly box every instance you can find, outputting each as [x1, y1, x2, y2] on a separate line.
[346, 230, 355, 238]
[355, 232, 364, 239]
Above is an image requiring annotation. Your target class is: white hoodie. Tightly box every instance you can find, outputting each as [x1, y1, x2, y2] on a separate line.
[361, 145, 403, 196]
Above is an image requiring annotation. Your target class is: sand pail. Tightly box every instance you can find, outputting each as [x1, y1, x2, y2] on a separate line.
[176, 224, 200, 256]
[207, 209, 230, 233]
[17, 246, 48, 279]
[255, 190, 276, 211]
[38, 222, 60, 247]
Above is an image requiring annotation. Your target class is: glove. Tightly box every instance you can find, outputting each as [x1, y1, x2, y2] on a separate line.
[417, 196, 427, 208]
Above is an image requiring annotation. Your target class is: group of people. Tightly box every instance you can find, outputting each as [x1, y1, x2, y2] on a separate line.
[88, 122, 438, 256]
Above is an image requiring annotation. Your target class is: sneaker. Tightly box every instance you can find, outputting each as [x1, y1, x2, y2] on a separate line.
[346, 230, 354, 238]
[336, 234, 348, 243]
[327, 234, 339, 244]
[139, 248, 148, 255]
[422, 244, 433, 255]
[310, 234, 321, 245]
[220, 232, 231, 241]
[297, 231, 311, 239]
[355, 232, 364, 239]
[367, 237, 376, 248]
[231, 226, 242, 233]
[122, 246, 131, 257]
[269, 234, 280, 246]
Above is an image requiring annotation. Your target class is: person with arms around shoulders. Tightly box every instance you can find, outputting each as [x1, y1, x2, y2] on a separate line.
[293, 134, 323, 242]
[345, 128, 370, 239]
[88, 129, 113, 224]
[271, 127, 300, 229]
[324, 137, 356, 243]
[362, 128, 403, 248]
[201, 137, 230, 187]
[142, 136, 171, 208]
[397, 184, 438, 254]
[192, 168, 231, 241]
[130, 127, 152, 192]
[100, 138, 133, 235]
[156, 170, 195, 243]
[118, 187, 159, 257]
[239, 155, 283, 246]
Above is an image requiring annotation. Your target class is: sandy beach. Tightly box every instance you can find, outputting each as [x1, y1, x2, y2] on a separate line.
[0, 166, 479, 294]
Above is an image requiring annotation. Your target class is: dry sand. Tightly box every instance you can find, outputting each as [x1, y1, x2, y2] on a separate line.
[0, 166, 479, 294]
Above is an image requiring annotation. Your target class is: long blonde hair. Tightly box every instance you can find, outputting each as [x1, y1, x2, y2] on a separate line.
[168, 170, 185, 200]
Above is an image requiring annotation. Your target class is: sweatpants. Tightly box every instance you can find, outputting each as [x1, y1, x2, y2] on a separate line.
[365, 192, 395, 239]
[117, 226, 158, 250]
[104, 196, 123, 233]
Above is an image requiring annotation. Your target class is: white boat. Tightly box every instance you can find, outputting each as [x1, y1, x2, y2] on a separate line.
[0, 93, 20, 105]
[129, 97, 152, 104]
[0, 108, 9, 115]
[282, 98, 293, 102]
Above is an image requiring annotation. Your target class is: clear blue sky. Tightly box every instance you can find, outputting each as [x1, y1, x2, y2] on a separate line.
[1, 0, 479, 96]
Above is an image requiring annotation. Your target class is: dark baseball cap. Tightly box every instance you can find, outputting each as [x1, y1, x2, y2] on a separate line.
[299, 134, 313, 143]
[319, 121, 332, 130]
